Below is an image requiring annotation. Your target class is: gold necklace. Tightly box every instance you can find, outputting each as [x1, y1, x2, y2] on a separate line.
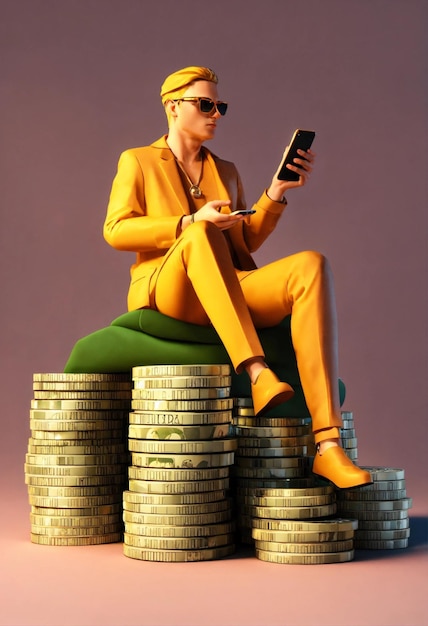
[176, 156, 204, 199]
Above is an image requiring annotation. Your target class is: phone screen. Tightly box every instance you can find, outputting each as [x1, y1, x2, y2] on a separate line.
[277, 130, 315, 181]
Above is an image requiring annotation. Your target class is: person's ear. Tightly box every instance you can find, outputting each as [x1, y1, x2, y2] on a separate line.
[166, 99, 179, 119]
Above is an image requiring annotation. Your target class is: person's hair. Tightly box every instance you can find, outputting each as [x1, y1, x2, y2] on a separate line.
[160, 66, 218, 124]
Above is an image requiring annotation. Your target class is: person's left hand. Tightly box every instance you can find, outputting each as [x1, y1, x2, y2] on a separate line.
[267, 148, 315, 201]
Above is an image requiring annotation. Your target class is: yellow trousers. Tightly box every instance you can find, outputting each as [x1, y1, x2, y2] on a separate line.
[150, 221, 342, 442]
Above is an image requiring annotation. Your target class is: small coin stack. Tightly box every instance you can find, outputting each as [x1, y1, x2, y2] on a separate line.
[123, 364, 237, 562]
[340, 411, 358, 462]
[26, 373, 131, 546]
[336, 466, 412, 550]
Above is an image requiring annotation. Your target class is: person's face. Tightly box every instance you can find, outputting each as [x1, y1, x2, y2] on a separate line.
[171, 80, 223, 142]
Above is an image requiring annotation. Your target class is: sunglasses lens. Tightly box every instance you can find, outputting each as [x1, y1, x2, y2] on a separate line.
[200, 99, 216, 113]
[216, 102, 228, 116]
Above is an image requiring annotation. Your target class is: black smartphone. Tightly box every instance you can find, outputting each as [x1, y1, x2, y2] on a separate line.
[231, 209, 256, 216]
[277, 129, 315, 181]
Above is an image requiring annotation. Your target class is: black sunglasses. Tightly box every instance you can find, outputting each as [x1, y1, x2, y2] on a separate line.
[174, 97, 228, 116]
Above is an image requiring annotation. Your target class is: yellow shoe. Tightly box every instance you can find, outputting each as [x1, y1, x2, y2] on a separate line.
[312, 445, 373, 489]
[251, 368, 294, 416]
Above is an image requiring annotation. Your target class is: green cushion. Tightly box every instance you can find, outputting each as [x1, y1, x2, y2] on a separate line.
[64, 310, 345, 417]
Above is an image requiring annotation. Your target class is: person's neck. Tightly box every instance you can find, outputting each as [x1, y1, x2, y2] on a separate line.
[166, 132, 203, 166]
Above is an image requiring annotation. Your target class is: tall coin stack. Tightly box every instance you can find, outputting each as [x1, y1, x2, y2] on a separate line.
[231, 401, 357, 564]
[26, 373, 131, 546]
[123, 364, 238, 562]
[336, 466, 412, 550]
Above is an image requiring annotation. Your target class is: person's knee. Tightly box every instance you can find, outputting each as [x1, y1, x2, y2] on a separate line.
[295, 250, 330, 281]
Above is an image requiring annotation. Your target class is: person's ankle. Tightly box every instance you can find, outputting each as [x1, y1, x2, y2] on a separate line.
[317, 438, 340, 455]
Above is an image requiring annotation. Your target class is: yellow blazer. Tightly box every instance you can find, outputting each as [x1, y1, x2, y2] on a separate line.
[104, 136, 286, 311]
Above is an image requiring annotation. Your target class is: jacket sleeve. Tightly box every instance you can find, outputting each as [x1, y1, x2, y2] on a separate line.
[103, 150, 183, 252]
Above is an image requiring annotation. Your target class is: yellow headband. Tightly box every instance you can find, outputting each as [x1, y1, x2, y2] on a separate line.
[160, 66, 218, 104]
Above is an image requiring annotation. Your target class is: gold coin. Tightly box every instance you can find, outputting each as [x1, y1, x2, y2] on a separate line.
[233, 425, 309, 438]
[130, 410, 232, 426]
[30, 532, 122, 546]
[354, 538, 409, 550]
[30, 419, 125, 432]
[128, 438, 237, 455]
[122, 521, 235, 538]
[127, 473, 229, 494]
[133, 375, 231, 389]
[232, 467, 309, 479]
[234, 412, 310, 426]
[341, 438, 358, 449]
[233, 477, 316, 490]
[131, 399, 234, 412]
[130, 451, 235, 469]
[30, 429, 125, 441]
[24, 463, 127, 477]
[127, 424, 231, 441]
[236, 436, 306, 448]
[123, 532, 234, 550]
[334, 508, 409, 521]
[30, 523, 122, 537]
[357, 518, 409, 531]
[33, 381, 132, 391]
[236, 485, 334, 498]
[25, 453, 128, 466]
[337, 489, 407, 501]
[122, 510, 232, 526]
[132, 387, 230, 401]
[127, 486, 227, 504]
[123, 543, 235, 562]
[255, 539, 354, 554]
[27, 443, 127, 456]
[132, 364, 230, 377]
[243, 503, 337, 520]
[31, 399, 130, 410]
[252, 528, 355, 543]
[255, 548, 355, 564]
[126, 466, 229, 481]
[27, 484, 123, 497]
[30, 513, 121, 527]
[28, 494, 123, 508]
[252, 517, 358, 532]
[352, 479, 407, 492]
[34, 373, 130, 382]
[233, 397, 253, 407]
[33, 390, 131, 400]
[30, 409, 128, 421]
[123, 493, 231, 516]
[234, 457, 309, 469]
[31, 504, 122, 517]
[25, 474, 126, 487]
[361, 467, 406, 481]
[337, 498, 412, 511]
[235, 446, 307, 457]
[355, 528, 410, 541]
[340, 429, 356, 439]
[238, 493, 334, 508]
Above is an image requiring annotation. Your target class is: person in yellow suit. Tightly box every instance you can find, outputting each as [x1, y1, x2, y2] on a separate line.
[104, 66, 371, 489]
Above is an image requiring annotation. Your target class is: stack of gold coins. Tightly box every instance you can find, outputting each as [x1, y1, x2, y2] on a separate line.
[340, 411, 358, 461]
[26, 373, 131, 546]
[336, 467, 412, 550]
[123, 364, 237, 562]
[252, 517, 357, 564]
[231, 401, 313, 543]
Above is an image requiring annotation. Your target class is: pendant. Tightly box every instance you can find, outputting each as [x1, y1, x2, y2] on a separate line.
[189, 184, 203, 199]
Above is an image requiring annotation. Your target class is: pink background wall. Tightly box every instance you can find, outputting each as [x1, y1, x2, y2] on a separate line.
[1, 0, 427, 504]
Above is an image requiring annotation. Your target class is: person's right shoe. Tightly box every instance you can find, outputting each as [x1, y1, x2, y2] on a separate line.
[251, 368, 294, 416]
[312, 445, 373, 489]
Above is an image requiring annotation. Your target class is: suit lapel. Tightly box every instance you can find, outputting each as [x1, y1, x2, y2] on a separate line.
[152, 136, 190, 215]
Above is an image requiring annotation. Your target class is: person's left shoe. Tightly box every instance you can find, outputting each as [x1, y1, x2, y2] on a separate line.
[312, 445, 372, 489]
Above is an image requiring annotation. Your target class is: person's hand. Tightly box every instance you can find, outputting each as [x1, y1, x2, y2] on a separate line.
[267, 148, 316, 202]
[189, 200, 246, 231]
